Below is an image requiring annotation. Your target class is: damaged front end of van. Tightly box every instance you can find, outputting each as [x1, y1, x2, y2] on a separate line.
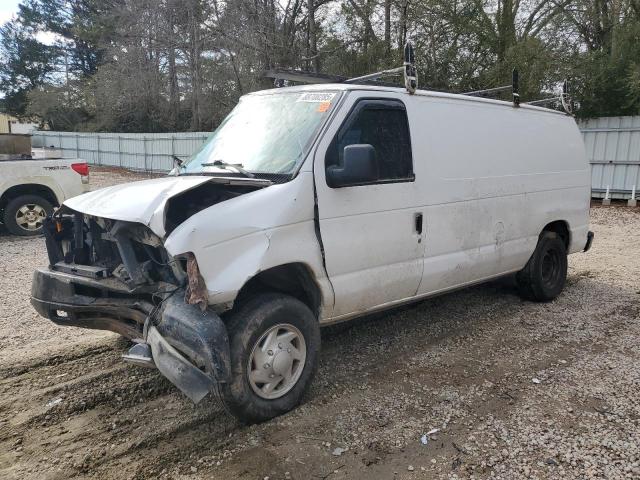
[30, 176, 271, 403]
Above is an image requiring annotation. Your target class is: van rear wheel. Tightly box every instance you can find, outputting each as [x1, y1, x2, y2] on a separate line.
[220, 293, 320, 423]
[517, 231, 567, 302]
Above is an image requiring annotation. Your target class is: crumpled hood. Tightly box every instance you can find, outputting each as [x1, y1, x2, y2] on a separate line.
[63, 175, 269, 237]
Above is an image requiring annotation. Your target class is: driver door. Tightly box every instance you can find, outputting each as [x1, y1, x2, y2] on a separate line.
[314, 95, 425, 319]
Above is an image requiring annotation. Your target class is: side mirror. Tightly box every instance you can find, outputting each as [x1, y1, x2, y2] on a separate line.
[326, 144, 378, 188]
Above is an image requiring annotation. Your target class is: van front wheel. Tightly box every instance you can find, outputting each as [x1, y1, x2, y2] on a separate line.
[220, 293, 320, 423]
[517, 231, 567, 302]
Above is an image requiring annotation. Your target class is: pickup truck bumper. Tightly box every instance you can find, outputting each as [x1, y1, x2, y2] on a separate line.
[30, 268, 231, 403]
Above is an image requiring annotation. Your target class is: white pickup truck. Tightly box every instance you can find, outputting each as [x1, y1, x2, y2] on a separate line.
[0, 158, 90, 236]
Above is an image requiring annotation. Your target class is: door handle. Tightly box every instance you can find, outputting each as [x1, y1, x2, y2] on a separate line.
[414, 212, 423, 235]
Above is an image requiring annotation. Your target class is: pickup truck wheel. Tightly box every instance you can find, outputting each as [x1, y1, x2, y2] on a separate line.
[517, 232, 567, 302]
[3, 195, 53, 236]
[220, 293, 320, 423]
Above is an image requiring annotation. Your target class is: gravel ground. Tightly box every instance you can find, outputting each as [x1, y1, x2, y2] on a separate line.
[0, 167, 638, 479]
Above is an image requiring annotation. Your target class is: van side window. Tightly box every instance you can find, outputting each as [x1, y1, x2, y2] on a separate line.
[325, 99, 414, 187]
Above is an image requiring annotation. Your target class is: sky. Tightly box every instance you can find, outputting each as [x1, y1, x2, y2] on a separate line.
[0, 0, 21, 27]
[1, 0, 57, 44]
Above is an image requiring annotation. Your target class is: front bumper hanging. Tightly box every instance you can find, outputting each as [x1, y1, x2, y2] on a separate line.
[125, 293, 231, 403]
[124, 325, 219, 403]
[31, 268, 231, 403]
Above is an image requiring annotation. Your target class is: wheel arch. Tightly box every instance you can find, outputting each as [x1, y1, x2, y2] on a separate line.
[234, 262, 323, 319]
[541, 220, 570, 250]
[0, 183, 59, 211]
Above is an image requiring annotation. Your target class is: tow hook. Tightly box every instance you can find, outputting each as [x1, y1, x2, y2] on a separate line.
[122, 342, 154, 368]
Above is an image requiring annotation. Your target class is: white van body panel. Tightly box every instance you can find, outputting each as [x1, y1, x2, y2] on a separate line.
[313, 90, 426, 318]
[310, 86, 589, 321]
[405, 93, 590, 296]
[164, 172, 334, 316]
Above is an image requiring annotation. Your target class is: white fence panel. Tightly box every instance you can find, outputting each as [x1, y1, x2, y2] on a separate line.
[31, 131, 210, 173]
[579, 116, 640, 199]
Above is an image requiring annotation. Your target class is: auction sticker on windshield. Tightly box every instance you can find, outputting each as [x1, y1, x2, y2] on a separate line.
[297, 92, 336, 103]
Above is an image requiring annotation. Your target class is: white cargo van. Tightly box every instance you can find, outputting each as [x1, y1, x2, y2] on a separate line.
[31, 73, 593, 422]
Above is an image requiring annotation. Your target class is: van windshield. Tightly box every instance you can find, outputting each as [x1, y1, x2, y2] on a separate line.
[180, 91, 338, 178]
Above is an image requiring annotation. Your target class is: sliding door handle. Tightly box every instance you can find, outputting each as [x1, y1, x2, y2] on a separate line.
[414, 212, 423, 235]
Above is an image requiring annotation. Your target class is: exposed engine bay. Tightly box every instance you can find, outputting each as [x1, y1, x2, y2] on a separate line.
[44, 210, 183, 287]
[164, 180, 262, 234]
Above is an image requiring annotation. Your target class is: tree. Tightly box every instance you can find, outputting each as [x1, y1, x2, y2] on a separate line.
[0, 20, 56, 116]
[556, 0, 640, 116]
[17, 0, 115, 78]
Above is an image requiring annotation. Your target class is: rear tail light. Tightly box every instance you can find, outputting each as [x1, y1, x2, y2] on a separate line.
[71, 162, 89, 176]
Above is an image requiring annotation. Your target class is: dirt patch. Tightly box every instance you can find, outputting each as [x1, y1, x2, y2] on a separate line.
[1, 169, 639, 479]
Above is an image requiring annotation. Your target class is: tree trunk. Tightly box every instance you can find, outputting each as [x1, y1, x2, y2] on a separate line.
[384, 0, 391, 54]
[398, 0, 408, 51]
[188, 1, 202, 131]
[496, 0, 517, 62]
[166, 3, 179, 129]
[307, 0, 319, 72]
[168, 44, 179, 128]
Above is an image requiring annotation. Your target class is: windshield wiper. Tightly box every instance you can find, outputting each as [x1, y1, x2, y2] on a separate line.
[201, 159, 255, 178]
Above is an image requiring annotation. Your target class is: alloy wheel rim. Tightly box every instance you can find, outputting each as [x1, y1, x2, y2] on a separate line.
[247, 323, 306, 400]
[15, 204, 47, 232]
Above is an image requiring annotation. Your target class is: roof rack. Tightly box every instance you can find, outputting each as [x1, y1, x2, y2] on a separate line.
[525, 80, 573, 114]
[265, 70, 348, 85]
[263, 45, 572, 114]
[266, 42, 419, 94]
[461, 69, 520, 107]
[264, 69, 402, 89]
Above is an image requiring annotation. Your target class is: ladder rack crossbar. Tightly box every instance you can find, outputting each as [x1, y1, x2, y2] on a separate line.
[344, 66, 405, 84]
[527, 96, 563, 106]
[462, 85, 512, 96]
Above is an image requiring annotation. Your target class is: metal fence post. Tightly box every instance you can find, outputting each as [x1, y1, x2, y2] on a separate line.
[75, 134, 79, 159]
[171, 135, 175, 171]
[118, 135, 122, 168]
[143, 136, 148, 172]
[96, 135, 101, 165]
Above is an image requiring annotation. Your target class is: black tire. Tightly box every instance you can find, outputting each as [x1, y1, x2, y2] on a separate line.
[3, 195, 53, 236]
[517, 231, 568, 302]
[220, 293, 320, 423]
